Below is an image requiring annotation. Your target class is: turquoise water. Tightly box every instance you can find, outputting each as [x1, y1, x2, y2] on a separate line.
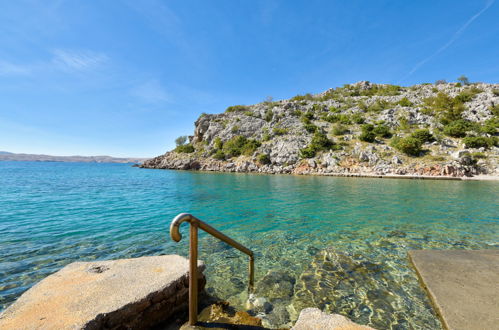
[0, 161, 498, 329]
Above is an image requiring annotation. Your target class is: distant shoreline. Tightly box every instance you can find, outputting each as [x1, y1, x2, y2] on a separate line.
[0, 152, 149, 164]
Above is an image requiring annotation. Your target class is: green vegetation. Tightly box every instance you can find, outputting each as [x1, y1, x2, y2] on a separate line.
[442, 119, 472, 138]
[258, 153, 271, 165]
[359, 124, 376, 142]
[213, 149, 225, 160]
[492, 89, 499, 96]
[457, 75, 470, 86]
[351, 113, 365, 124]
[398, 97, 414, 107]
[265, 109, 273, 122]
[231, 125, 240, 133]
[480, 117, 498, 135]
[411, 129, 434, 143]
[423, 92, 465, 124]
[225, 105, 248, 113]
[455, 87, 483, 103]
[359, 123, 392, 142]
[489, 103, 499, 116]
[175, 144, 195, 153]
[223, 136, 261, 158]
[300, 131, 339, 158]
[301, 113, 317, 133]
[291, 93, 314, 102]
[175, 136, 188, 146]
[390, 137, 422, 156]
[471, 152, 486, 159]
[214, 137, 223, 150]
[365, 99, 392, 113]
[462, 136, 497, 149]
[372, 124, 392, 138]
[272, 127, 289, 136]
[332, 124, 348, 136]
[322, 113, 351, 124]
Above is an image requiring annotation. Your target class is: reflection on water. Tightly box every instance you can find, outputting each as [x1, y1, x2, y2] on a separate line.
[1, 162, 498, 329]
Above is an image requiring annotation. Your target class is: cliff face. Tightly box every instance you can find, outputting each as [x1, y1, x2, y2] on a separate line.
[142, 81, 499, 178]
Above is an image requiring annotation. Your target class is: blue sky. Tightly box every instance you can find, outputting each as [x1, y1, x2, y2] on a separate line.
[0, 0, 498, 157]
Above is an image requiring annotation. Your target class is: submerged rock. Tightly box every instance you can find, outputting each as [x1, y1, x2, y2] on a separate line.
[290, 248, 406, 329]
[292, 307, 374, 330]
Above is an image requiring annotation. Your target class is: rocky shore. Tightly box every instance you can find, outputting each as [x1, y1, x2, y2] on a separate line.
[142, 81, 499, 179]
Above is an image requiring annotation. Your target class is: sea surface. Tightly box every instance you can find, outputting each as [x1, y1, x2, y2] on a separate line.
[0, 161, 498, 329]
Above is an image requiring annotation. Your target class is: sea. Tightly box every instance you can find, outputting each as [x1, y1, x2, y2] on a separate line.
[0, 161, 497, 328]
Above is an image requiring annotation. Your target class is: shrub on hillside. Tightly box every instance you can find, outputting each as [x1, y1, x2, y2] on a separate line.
[391, 137, 422, 156]
[489, 103, 499, 116]
[258, 153, 271, 165]
[366, 100, 392, 113]
[273, 127, 289, 136]
[411, 129, 434, 143]
[175, 144, 195, 153]
[213, 149, 225, 160]
[332, 124, 348, 136]
[359, 124, 375, 142]
[223, 136, 261, 158]
[398, 97, 414, 107]
[300, 131, 338, 158]
[479, 118, 498, 135]
[291, 93, 315, 102]
[225, 105, 248, 112]
[423, 92, 465, 123]
[455, 87, 483, 103]
[265, 109, 273, 122]
[443, 120, 472, 138]
[372, 124, 392, 138]
[175, 136, 188, 146]
[462, 136, 497, 149]
[214, 137, 223, 150]
[351, 113, 365, 124]
[457, 75, 470, 85]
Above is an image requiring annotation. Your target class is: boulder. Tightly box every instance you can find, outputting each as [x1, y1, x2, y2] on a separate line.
[0, 255, 205, 330]
[292, 308, 374, 330]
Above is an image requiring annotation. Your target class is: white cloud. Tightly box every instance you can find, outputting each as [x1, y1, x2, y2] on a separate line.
[0, 60, 31, 76]
[52, 49, 108, 71]
[131, 80, 171, 104]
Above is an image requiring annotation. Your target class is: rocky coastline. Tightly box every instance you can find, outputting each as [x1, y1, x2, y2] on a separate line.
[141, 81, 499, 180]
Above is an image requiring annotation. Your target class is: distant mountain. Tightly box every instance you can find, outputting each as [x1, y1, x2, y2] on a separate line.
[0, 152, 149, 164]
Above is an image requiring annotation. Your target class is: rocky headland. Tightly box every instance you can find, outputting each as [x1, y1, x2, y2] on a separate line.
[141, 81, 499, 179]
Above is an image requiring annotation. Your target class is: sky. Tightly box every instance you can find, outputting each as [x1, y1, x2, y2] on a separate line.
[0, 0, 498, 157]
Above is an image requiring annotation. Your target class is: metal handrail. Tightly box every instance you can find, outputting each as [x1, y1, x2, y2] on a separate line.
[170, 213, 255, 325]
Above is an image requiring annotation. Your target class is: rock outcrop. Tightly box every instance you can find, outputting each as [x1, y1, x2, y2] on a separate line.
[142, 82, 499, 178]
[0, 255, 205, 330]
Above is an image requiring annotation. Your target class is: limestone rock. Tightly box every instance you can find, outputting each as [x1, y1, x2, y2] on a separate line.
[0, 255, 206, 330]
[292, 308, 374, 330]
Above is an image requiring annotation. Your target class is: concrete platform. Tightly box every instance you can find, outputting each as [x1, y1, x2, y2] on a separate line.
[0, 255, 205, 330]
[408, 250, 499, 330]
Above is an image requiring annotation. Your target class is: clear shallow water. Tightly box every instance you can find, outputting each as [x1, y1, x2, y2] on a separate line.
[0, 161, 498, 328]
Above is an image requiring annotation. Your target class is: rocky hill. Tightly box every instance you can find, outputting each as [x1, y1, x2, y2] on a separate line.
[141, 81, 499, 178]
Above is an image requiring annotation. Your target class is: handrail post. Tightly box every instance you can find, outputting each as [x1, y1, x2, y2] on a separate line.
[170, 213, 255, 327]
[249, 255, 254, 292]
[189, 221, 198, 325]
